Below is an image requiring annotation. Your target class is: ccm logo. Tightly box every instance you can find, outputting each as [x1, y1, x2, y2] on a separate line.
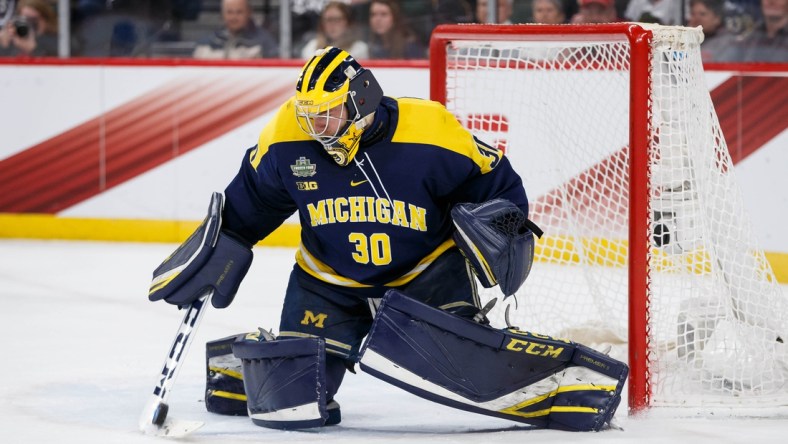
[297, 181, 318, 190]
[505, 339, 565, 359]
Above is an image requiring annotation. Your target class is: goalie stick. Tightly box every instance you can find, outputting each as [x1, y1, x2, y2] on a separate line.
[138, 291, 212, 438]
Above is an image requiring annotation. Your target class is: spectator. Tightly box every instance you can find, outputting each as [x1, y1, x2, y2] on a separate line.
[624, 0, 685, 25]
[0, 0, 16, 28]
[301, 1, 369, 59]
[532, 0, 567, 23]
[736, 0, 788, 61]
[688, 0, 737, 61]
[290, 0, 326, 58]
[291, 1, 367, 58]
[519, 0, 574, 59]
[724, 0, 762, 37]
[193, 0, 279, 59]
[0, 0, 57, 57]
[571, 0, 620, 23]
[367, 0, 425, 59]
[475, 0, 515, 23]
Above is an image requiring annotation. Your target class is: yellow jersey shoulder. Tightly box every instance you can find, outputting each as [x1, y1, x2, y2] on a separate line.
[250, 97, 312, 169]
[392, 97, 500, 174]
[258, 97, 312, 147]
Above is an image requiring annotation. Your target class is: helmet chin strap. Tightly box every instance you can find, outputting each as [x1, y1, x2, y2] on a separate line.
[323, 113, 375, 166]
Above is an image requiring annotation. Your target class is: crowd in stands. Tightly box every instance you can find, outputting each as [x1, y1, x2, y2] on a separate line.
[0, 0, 59, 57]
[0, 0, 785, 62]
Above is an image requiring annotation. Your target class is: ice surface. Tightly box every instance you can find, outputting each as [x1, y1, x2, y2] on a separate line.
[1, 239, 787, 443]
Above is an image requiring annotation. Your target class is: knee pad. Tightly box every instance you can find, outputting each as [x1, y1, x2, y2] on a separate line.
[232, 335, 335, 429]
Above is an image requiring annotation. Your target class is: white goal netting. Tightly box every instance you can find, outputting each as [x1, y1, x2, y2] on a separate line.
[435, 24, 788, 409]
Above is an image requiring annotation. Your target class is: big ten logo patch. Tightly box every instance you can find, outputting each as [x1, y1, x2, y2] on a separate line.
[462, 113, 509, 154]
[301, 310, 328, 328]
[296, 181, 319, 191]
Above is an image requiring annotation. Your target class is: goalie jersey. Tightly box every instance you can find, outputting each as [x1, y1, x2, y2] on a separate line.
[223, 96, 528, 294]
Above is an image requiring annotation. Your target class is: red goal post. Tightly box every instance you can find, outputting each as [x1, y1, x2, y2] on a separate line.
[429, 23, 788, 414]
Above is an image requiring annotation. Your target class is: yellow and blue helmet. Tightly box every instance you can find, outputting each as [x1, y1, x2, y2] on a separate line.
[295, 47, 383, 166]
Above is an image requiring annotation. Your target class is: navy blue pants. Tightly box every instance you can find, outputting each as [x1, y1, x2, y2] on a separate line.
[278, 247, 479, 361]
[276, 247, 478, 403]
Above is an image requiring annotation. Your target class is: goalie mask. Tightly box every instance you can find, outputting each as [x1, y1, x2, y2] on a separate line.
[295, 46, 383, 166]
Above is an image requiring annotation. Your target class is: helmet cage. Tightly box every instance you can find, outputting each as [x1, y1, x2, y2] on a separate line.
[295, 93, 356, 147]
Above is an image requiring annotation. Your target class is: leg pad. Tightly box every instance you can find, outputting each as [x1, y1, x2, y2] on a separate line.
[358, 290, 628, 431]
[232, 336, 329, 429]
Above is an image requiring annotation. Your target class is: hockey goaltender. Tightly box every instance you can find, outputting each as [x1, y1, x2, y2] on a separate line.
[146, 46, 629, 433]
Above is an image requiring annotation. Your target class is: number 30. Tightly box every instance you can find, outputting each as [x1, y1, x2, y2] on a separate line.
[349, 233, 392, 265]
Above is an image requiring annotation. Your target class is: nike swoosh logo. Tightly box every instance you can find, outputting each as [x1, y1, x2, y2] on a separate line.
[350, 180, 368, 187]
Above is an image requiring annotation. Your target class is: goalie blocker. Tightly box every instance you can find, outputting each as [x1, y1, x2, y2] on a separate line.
[148, 192, 253, 309]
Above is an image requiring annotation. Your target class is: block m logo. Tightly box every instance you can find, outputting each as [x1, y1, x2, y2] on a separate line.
[300, 310, 328, 328]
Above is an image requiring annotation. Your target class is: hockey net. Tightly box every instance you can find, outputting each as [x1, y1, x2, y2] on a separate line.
[430, 23, 788, 412]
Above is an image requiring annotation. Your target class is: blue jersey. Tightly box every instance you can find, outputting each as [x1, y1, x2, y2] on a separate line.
[223, 96, 528, 290]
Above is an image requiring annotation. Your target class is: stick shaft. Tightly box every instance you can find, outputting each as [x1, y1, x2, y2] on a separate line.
[140, 291, 212, 430]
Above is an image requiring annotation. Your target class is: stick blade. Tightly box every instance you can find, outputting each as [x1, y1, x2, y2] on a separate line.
[140, 416, 204, 438]
[139, 395, 204, 438]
